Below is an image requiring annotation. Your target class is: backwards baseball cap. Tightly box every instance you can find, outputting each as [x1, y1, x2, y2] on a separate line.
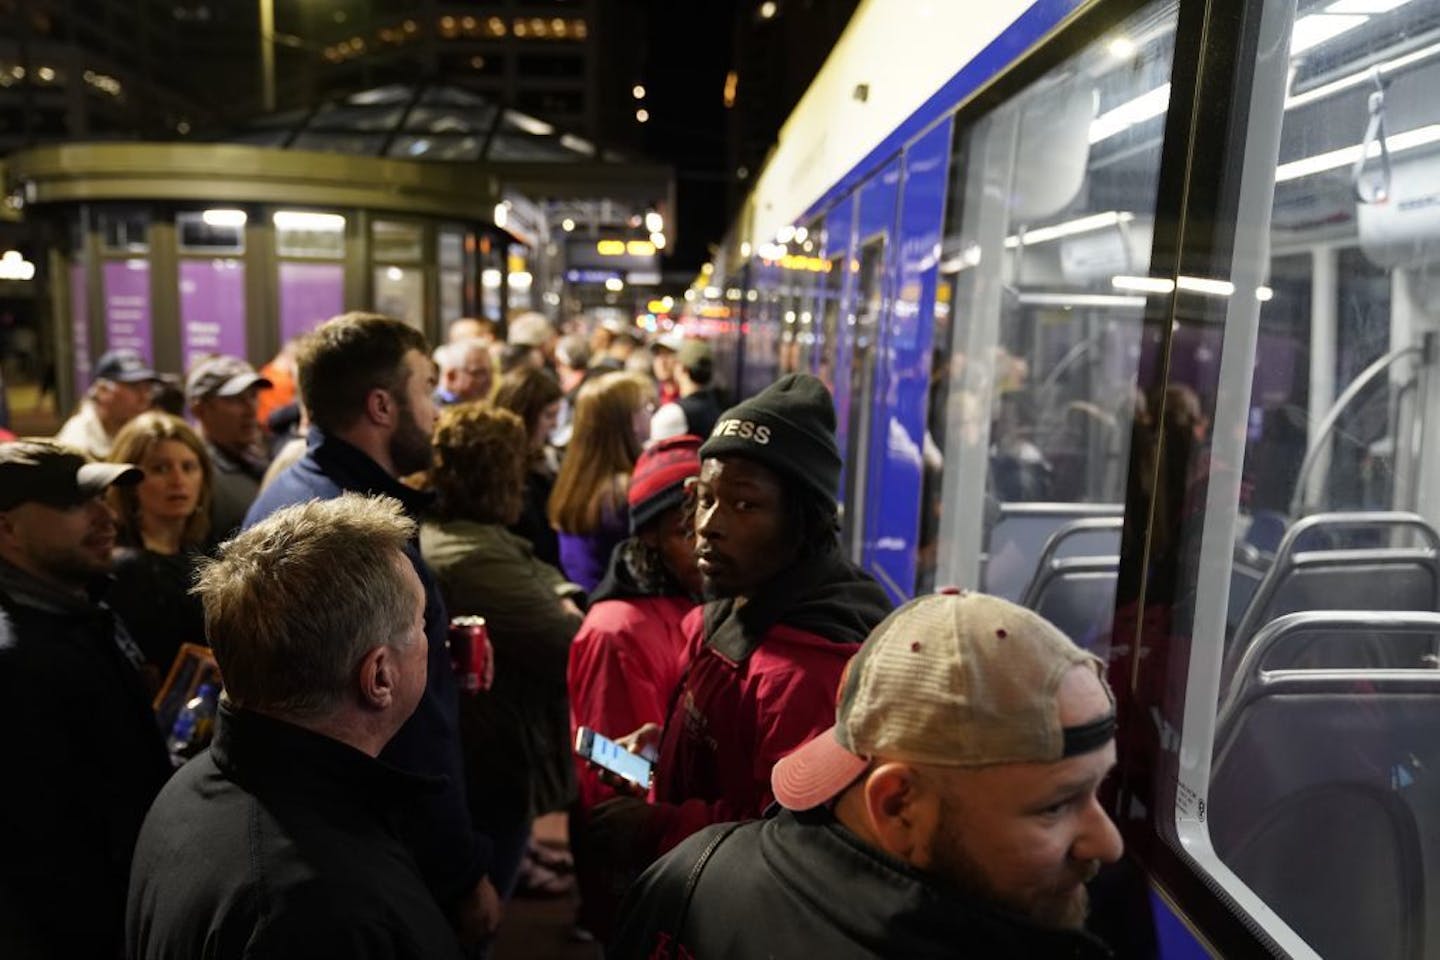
[185, 355, 273, 404]
[699, 373, 841, 507]
[628, 434, 702, 533]
[0, 440, 142, 511]
[92, 348, 159, 385]
[771, 591, 1115, 811]
[677, 338, 712, 370]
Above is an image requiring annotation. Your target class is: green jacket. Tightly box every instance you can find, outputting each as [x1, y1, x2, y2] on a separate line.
[421, 518, 584, 823]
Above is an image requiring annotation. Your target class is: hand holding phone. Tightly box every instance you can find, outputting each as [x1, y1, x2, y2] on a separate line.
[575, 726, 654, 791]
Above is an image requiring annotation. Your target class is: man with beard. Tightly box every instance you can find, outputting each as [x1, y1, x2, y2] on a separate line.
[611, 592, 1123, 959]
[584, 375, 892, 883]
[244, 313, 501, 949]
[0, 440, 172, 959]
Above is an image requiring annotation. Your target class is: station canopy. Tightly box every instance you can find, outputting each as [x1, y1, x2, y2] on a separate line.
[222, 81, 670, 237]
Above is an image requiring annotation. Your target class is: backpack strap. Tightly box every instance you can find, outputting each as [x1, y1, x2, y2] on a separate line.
[667, 821, 745, 953]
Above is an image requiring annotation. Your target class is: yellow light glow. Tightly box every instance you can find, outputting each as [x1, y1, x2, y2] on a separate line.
[596, 240, 626, 256]
[723, 71, 738, 108]
[626, 240, 657, 256]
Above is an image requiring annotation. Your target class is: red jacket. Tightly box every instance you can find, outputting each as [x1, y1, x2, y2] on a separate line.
[647, 551, 892, 856]
[568, 593, 693, 810]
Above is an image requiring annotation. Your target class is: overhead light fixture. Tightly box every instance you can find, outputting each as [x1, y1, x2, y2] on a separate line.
[1289, 13, 1367, 56]
[493, 202, 509, 229]
[759, 1, 777, 19]
[201, 208, 247, 228]
[561, 218, 576, 232]
[482, 268, 502, 288]
[650, 232, 667, 250]
[386, 266, 404, 281]
[1176, 276, 1235, 297]
[605, 277, 625, 292]
[1004, 211, 1134, 248]
[636, 108, 650, 123]
[508, 271, 533, 289]
[633, 84, 646, 99]
[272, 211, 345, 232]
[506, 111, 554, 136]
[1107, 37, 1137, 59]
[1275, 123, 1440, 181]
[645, 211, 664, 233]
[626, 240, 656, 256]
[0, 250, 35, 281]
[1017, 292, 1146, 308]
[1090, 84, 1171, 144]
[1112, 275, 1176, 293]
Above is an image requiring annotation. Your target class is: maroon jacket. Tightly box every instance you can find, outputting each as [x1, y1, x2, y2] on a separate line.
[648, 549, 891, 856]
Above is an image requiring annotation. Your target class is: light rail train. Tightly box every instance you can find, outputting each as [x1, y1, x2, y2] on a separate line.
[686, 0, 1440, 956]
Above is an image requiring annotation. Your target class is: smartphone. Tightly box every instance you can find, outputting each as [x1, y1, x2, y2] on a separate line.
[575, 726, 654, 789]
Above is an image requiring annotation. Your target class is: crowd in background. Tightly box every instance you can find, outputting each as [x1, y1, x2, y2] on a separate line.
[0, 307, 1125, 960]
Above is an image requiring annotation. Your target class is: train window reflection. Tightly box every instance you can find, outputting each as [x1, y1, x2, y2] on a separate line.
[1165, 0, 1440, 955]
[925, 0, 1178, 618]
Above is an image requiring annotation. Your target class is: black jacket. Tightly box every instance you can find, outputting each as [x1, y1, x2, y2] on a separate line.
[128, 706, 464, 960]
[677, 386, 724, 441]
[108, 545, 207, 673]
[0, 561, 172, 960]
[245, 430, 490, 905]
[611, 808, 1114, 960]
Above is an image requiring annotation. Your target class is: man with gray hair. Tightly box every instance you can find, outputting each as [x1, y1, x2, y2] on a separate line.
[433, 338, 495, 406]
[127, 494, 464, 960]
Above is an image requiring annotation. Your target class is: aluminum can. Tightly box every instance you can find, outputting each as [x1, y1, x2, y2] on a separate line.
[448, 616, 493, 693]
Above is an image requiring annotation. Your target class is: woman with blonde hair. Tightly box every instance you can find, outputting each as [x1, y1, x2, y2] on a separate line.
[420, 402, 585, 901]
[547, 370, 652, 592]
[107, 411, 213, 681]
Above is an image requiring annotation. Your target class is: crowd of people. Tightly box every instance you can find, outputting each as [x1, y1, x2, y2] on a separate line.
[0, 308, 1126, 960]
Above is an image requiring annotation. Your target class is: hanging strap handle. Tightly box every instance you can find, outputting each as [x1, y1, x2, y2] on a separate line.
[1353, 67, 1393, 205]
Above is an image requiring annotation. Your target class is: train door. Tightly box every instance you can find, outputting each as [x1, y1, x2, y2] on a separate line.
[857, 118, 953, 602]
[838, 162, 900, 560]
[1118, 0, 1440, 955]
[817, 193, 856, 428]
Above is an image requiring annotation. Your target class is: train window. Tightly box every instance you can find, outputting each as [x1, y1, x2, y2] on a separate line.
[929, 0, 1178, 606]
[816, 254, 844, 393]
[842, 235, 885, 560]
[1156, 0, 1440, 955]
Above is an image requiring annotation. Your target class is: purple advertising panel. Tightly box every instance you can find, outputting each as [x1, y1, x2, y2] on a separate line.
[179, 258, 248, 371]
[278, 261, 344, 345]
[102, 259, 153, 362]
[70, 262, 91, 389]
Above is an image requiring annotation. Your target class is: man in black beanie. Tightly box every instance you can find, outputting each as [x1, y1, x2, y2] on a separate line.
[582, 374, 893, 893]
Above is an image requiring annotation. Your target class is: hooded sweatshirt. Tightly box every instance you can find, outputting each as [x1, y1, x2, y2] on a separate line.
[647, 545, 892, 856]
[611, 807, 1114, 960]
[569, 539, 697, 811]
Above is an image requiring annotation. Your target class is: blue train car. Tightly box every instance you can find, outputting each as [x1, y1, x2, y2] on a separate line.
[688, 0, 1440, 956]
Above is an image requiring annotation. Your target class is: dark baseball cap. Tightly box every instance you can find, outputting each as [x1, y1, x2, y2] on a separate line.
[185, 355, 272, 404]
[0, 440, 142, 511]
[93, 348, 159, 385]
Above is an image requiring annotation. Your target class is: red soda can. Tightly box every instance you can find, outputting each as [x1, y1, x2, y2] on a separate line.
[448, 616, 494, 693]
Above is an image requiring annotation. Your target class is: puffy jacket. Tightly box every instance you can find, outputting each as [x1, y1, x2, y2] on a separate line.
[244, 429, 489, 906]
[648, 547, 891, 856]
[611, 808, 1115, 960]
[568, 540, 695, 810]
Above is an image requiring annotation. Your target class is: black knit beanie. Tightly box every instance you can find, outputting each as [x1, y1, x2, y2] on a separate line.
[698, 373, 841, 507]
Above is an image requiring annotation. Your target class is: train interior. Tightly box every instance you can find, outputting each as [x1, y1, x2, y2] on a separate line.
[696, 0, 1440, 955]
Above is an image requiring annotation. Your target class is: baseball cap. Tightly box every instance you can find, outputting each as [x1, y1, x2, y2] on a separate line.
[771, 591, 1115, 811]
[627, 434, 702, 533]
[508, 312, 556, 348]
[652, 330, 685, 353]
[185, 355, 272, 404]
[0, 440, 142, 511]
[93, 348, 159, 385]
[677, 338, 712, 370]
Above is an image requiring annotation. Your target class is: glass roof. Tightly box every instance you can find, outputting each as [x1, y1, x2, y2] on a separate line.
[227, 82, 623, 165]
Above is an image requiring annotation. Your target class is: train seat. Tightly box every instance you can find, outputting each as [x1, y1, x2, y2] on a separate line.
[1210, 667, 1440, 960]
[981, 502, 1123, 602]
[1019, 554, 1118, 656]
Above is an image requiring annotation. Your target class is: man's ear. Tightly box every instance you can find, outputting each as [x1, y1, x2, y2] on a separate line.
[862, 762, 932, 863]
[364, 386, 396, 429]
[356, 644, 397, 710]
